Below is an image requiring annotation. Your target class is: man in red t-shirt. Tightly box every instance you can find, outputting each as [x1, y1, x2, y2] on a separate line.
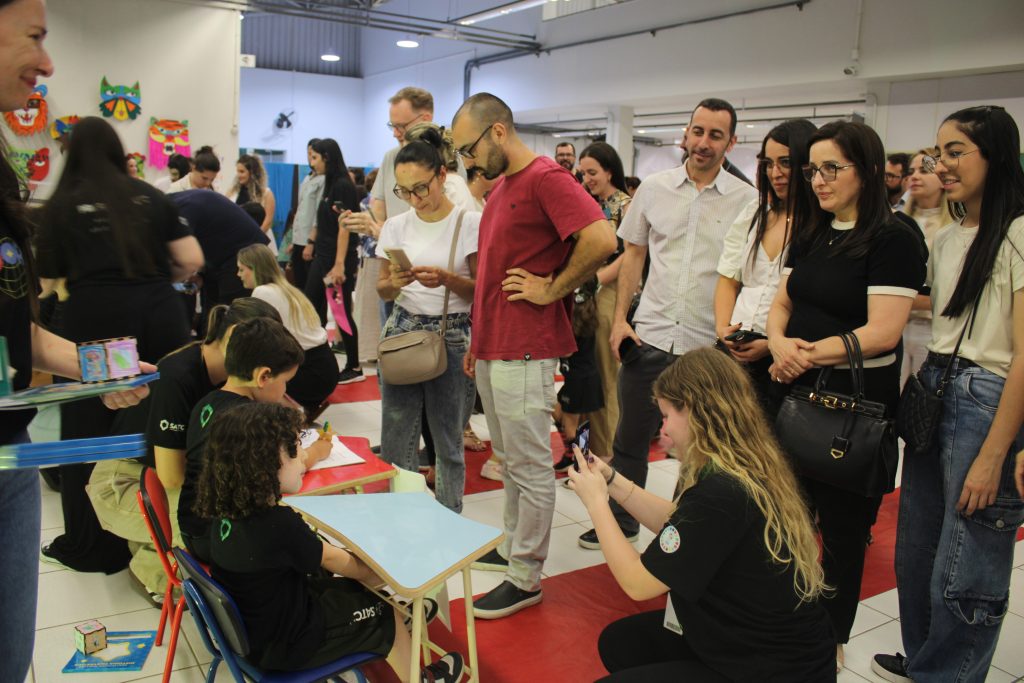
[452, 93, 616, 619]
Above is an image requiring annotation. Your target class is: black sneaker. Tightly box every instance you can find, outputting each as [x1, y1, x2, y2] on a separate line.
[337, 368, 366, 384]
[39, 543, 69, 569]
[330, 341, 346, 354]
[421, 652, 464, 682]
[578, 528, 638, 550]
[553, 448, 574, 473]
[470, 548, 508, 572]
[871, 653, 913, 682]
[473, 580, 542, 619]
[400, 597, 439, 631]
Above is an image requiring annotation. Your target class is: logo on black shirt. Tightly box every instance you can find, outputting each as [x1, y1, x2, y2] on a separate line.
[159, 419, 185, 432]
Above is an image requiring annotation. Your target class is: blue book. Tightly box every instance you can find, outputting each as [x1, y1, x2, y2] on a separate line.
[0, 434, 146, 469]
[0, 372, 158, 410]
[61, 631, 156, 674]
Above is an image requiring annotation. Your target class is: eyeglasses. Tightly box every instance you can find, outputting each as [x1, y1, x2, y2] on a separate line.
[759, 158, 791, 173]
[392, 172, 438, 201]
[883, 172, 906, 182]
[386, 112, 427, 135]
[455, 124, 494, 160]
[922, 148, 980, 173]
[801, 162, 855, 182]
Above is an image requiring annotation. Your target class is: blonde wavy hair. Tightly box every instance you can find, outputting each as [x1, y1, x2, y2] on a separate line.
[404, 122, 459, 172]
[236, 244, 320, 330]
[652, 348, 827, 602]
[904, 148, 954, 225]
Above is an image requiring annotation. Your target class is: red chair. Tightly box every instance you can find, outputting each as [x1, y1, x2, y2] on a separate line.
[136, 466, 187, 683]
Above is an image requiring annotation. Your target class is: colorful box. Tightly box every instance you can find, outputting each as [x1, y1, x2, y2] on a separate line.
[77, 337, 140, 383]
[74, 620, 107, 655]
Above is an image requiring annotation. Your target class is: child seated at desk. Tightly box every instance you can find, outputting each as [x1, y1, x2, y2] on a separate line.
[178, 317, 330, 561]
[194, 402, 465, 681]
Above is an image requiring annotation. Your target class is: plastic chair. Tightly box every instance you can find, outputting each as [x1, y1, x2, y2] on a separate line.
[136, 466, 188, 683]
[173, 547, 380, 682]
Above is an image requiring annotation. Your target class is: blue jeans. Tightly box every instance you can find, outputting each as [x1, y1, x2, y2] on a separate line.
[379, 306, 473, 512]
[895, 358, 1024, 683]
[0, 431, 39, 683]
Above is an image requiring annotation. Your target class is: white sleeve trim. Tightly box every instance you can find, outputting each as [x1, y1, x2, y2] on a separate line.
[868, 285, 918, 298]
[781, 267, 793, 277]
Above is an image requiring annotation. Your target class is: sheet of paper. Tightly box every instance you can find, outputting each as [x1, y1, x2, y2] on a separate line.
[308, 436, 365, 471]
[91, 642, 132, 661]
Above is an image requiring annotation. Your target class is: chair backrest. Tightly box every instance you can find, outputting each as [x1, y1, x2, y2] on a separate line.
[139, 466, 173, 553]
[173, 547, 251, 657]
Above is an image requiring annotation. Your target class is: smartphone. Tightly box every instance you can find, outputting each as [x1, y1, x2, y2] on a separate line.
[725, 329, 766, 344]
[332, 200, 345, 212]
[571, 421, 592, 472]
[617, 335, 637, 360]
[384, 248, 413, 271]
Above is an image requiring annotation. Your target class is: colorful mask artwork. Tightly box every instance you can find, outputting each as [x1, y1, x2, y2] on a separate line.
[50, 114, 79, 141]
[3, 85, 48, 136]
[127, 152, 146, 179]
[147, 118, 190, 169]
[9, 147, 51, 189]
[98, 77, 141, 121]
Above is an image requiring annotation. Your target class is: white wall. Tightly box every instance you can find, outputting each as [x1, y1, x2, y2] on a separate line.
[239, 69, 365, 165]
[40, 0, 240, 196]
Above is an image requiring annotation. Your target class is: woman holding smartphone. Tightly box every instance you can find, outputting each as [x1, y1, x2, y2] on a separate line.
[375, 127, 481, 513]
[569, 348, 835, 682]
[713, 119, 817, 413]
[873, 106, 1024, 683]
[765, 121, 926, 671]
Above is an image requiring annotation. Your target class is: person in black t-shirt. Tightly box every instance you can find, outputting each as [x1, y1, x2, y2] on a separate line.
[567, 348, 835, 682]
[303, 138, 362, 380]
[86, 298, 282, 600]
[179, 317, 330, 560]
[764, 121, 925, 670]
[195, 402, 464, 681]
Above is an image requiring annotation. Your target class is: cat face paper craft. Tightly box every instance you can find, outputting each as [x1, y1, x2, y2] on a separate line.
[4, 85, 48, 136]
[99, 77, 141, 121]
[147, 118, 190, 169]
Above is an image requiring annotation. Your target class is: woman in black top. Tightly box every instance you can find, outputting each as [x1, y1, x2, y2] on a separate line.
[568, 349, 835, 682]
[765, 121, 926, 670]
[302, 138, 362, 383]
[35, 116, 203, 573]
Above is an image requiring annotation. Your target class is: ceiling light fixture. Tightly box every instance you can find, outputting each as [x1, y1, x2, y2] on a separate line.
[455, 0, 547, 26]
[396, 39, 419, 48]
[320, 50, 340, 62]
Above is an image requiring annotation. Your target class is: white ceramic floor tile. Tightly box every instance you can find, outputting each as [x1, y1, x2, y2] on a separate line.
[540, 523, 613, 576]
[837, 668, 870, 682]
[842, 619, 905, 680]
[553, 483, 592, 524]
[121, 665, 211, 682]
[644, 467, 679, 500]
[862, 588, 901, 620]
[36, 568, 155, 630]
[460, 493, 573, 531]
[850, 604, 894, 639]
[33, 608, 197, 683]
[992, 611, 1024, 676]
[39, 487, 63, 531]
[983, 667, 1018, 682]
[1008, 568, 1024, 618]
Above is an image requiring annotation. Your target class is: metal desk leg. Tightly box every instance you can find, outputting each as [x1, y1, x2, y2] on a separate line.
[409, 596, 424, 682]
[462, 567, 480, 682]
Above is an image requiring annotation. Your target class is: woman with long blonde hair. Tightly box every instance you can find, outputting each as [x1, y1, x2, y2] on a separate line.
[228, 154, 277, 252]
[568, 348, 835, 682]
[237, 244, 336, 417]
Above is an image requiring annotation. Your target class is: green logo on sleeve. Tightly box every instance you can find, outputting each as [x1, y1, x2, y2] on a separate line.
[200, 403, 214, 427]
[219, 519, 232, 541]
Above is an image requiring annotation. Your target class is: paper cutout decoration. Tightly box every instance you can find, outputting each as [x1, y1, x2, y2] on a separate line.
[127, 152, 145, 179]
[4, 85, 48, 136]
[8, 147, 49, 187]
[147, 118, 190, 169]
[50, 114, 79, 141]
[98, 77, 141, 121]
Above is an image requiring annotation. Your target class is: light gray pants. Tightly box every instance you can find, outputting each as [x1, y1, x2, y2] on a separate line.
[475, 358, 557, 592]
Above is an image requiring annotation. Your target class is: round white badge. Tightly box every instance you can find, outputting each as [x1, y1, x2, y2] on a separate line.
[659, 525, 680, 554]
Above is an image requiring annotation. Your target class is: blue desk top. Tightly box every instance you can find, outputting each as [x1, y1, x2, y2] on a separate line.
[286, 493, 503, 594]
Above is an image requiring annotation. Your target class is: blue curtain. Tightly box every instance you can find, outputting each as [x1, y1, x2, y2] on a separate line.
[264, 162, 311, 245]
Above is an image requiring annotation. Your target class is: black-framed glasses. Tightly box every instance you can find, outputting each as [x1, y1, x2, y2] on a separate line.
[455, 124, 494, 160]
[883, 172, 906, 182]
[392, 172, 438, 201]
[759, 158, 791, 173]
[922, 148, 980, 173]
[801, 162, 855, 182]
[386, 112, 427, 135]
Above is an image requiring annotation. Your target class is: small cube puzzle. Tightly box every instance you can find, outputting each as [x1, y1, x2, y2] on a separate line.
[74, 620, 107, 654]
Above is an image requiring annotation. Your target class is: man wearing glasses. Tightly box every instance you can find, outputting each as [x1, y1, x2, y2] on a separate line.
[452, 92, 616, 619]
[885, 152, 911, 211]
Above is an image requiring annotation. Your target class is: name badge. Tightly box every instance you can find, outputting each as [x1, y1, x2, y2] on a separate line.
[663, 595, 683, 636]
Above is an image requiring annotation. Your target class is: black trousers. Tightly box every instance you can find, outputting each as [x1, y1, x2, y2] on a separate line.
[287, 342, 340, 413]
[305, 258, 359, 371]
[598, 611, 730, 682]
[610, 344, 676, 535]
[289, 243, 310, 292]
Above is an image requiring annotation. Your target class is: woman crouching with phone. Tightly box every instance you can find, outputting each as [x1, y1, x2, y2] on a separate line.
[568, 348, 835, 682]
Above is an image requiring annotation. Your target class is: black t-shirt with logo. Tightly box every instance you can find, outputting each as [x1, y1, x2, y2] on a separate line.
[178, 389, 251, 539]
[210, 505, 324, 668]
[0, 216, 35, 445]
[641, 470, 836, 682]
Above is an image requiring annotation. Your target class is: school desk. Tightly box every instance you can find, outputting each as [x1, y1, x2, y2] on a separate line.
[294, 436, 397, 495]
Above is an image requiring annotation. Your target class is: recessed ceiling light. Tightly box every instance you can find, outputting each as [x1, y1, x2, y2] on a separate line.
[637, 129, 646, 134]
[396, 39, 419, 48]
[745, 124, 755, 128]
[320, 50, 340, 62]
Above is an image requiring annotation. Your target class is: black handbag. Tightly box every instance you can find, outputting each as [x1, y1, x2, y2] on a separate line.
[775, 332, 898, 497]
[895, 299, 979, 455]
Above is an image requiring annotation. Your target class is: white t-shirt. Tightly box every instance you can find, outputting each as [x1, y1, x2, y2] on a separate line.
[927, 215, 1024, 378]
[375, 209, 481, 315]
[250, 284, 327, 350]
[716, 201, 788, 335]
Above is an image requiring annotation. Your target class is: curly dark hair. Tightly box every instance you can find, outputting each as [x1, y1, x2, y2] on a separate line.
[193, 402, 305, 520]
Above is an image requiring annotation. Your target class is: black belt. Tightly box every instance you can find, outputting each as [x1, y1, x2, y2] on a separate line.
[926, 351, 980, 370]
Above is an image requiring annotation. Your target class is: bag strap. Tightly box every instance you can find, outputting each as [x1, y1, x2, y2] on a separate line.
[813, 332, 861, 396]
[438, 209, 466, 336]
[844, 332, 867, 399]
[935, 291, 983, 395]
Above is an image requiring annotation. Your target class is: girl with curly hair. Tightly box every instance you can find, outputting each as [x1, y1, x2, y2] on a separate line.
[194, 402, 465, 681]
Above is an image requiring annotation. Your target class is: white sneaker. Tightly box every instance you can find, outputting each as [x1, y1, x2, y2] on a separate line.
[479, 458, 503, 481]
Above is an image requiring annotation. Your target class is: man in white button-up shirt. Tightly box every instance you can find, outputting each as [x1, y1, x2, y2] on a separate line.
[577, 98, 757, 550]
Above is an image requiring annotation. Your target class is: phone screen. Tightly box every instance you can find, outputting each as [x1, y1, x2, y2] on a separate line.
[572, 421, 592, 472]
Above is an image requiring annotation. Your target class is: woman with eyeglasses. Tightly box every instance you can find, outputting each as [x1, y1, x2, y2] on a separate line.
[374, 126, 481, 513]
[873, 106, 1024, 683]
[714, 119, 817, 413]
[899, 148, 955, 387]
[765, 121, 926, 672]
